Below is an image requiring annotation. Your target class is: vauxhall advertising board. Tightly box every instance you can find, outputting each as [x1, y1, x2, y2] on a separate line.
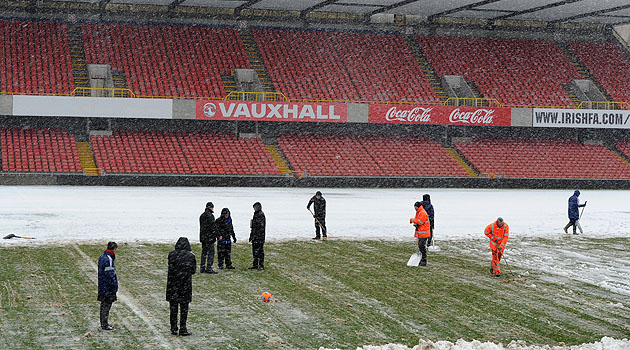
[196, 100, 347, 122]
[533, 108, 630, 129]
[368, 104, 511, 126]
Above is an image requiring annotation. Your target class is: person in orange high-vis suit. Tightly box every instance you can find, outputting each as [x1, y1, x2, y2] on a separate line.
[410, 202, 431, 266]
[484, 217, 509, 277]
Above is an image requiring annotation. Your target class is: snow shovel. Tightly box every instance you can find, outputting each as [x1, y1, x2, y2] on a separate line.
[577, 201, 587, 235]
[406, 241, 422, 267]
[3, 233, 35, 239]
[307, 208, 330, 238]
[427, 235, 441, 252]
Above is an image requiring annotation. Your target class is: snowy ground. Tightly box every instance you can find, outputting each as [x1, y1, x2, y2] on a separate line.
[1, 186, 628, 350]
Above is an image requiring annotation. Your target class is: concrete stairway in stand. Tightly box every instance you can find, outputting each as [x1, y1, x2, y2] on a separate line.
[76, 142, 101, 176]
[265, 144, 291, 175]
[446, 147, 478, 177]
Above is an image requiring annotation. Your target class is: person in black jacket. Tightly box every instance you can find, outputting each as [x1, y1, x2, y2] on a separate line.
[216, 208, 236, 270]
[307, 191, 327, 239]
[166, 237, 196, 336]
[199, 202, 218, 274]
[420, 194, 435, 246]
[248, 202, 266, 270]
[97, 241, 118, 331]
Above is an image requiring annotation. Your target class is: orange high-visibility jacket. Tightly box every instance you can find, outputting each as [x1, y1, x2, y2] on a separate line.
[484, 221, 509, 251]
[411, 206, 431, 238]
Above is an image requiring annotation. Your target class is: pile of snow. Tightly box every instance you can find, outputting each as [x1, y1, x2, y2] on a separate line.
[320, 337, 629, 350]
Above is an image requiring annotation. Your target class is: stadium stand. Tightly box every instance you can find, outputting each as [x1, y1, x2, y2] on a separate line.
[0, 128, 82, 172]
[178, 131, 281, 175]
[454, 137, 630, 179]
[253, 28, 439, 102]
[90, 130, 281, 175]
[568, 41, 630, 103]
[416, 35, 580, 107]
[0, 19, 74, 94]
[81, 23, 250, 97]
[277, 133, 467, 177]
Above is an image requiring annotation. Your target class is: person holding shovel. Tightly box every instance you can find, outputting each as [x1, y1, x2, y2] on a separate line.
[564, 190, 586, 235]
[307, 191, 327, 240]
[410, 202, 431, 266]
[484, 217, 509, 277]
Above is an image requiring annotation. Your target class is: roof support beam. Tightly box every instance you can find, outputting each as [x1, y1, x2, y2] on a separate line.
[493, 0, 581, 21]
[300, 0, 338, 19]
[427, 0, 502, 22]
[549, 3, 630, 23]
[235, 0, 264, 17]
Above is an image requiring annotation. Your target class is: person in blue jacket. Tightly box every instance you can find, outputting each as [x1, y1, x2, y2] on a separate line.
[420, 194, 435, 246]
[564, 190, 586, 235]
[97, 242, 118, 330]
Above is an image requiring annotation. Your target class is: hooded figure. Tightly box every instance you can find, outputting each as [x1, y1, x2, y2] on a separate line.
[564, 190, 586, 235]
[199, 202, 218, 273]
[410, 202, 430, 266]
[216, 208, 236, 269]
[166, 237, 196, 336]
[248, 202, 266, 270]
[419, 194, 434, 246]
[307, 191, 327, 239]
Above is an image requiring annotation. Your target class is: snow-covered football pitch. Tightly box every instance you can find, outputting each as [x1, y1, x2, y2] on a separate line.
[0, 186, 628, 349]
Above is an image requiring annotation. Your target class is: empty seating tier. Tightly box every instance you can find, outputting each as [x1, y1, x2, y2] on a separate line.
[0, 19, 74, 94]
[568, 41, 630, 103]
[90, 130, 281, 175]
[81, 23, 250, 98]
[454, 138, 630, 179]
[277, 133, 468, 177]
[616, 140, 630, 160]
[254, 28, 439, 103]
[1, 128, 82, 173]
[417, 35, 580, 107]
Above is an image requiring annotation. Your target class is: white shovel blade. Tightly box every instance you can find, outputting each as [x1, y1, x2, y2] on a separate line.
[428, 245, 441, 252]
[407, 253, 421, 267]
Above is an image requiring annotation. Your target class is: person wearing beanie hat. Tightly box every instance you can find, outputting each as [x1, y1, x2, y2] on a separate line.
[248, 202, 266, 270]
[215, 208, 236, 269]
[97, 241, 118, 330]
[419, 194, 435, 246]
[199, 202, 218, 274]
[410, 202, 430, 266]
[307, 191, 327, 239]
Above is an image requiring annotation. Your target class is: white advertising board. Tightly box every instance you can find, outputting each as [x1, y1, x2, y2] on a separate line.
[533, 108, 630, 129]
[12, 95, 173, 119]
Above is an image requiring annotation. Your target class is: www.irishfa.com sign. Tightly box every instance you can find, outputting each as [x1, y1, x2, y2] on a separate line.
[533, 108, 630, 129]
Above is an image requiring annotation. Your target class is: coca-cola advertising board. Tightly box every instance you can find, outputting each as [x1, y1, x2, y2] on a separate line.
[368, 104, 511, 126]
[196, 100, 347, 122]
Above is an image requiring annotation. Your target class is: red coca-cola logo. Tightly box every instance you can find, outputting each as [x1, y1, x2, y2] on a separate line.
[449, 108, 495, 124]
[385, 106, 433, 122]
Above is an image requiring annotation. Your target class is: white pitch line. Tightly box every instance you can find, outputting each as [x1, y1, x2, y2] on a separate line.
[72, 244, 181, 349]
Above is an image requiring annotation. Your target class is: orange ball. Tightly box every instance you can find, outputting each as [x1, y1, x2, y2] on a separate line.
[260, 291, 272, 302]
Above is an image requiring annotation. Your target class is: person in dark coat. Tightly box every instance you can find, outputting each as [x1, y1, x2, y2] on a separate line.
[248, 202, 266, 270]
[216, 208, 237, 269]
[420, 194, 435, 246]
[199, 202, 218, 274]
[564, 190, 586, 235]
[307, 191, 327, 239]
[166, 237, 196, 336]
[97, 241, 118, 331]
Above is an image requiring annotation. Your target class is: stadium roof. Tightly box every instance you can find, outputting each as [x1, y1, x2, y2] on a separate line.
[16, 0, 630, 25]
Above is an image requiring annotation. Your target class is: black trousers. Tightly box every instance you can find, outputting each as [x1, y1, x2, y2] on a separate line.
[314, 216, 327, 238]
[217, 242, 233, 268]
[417, 237, 428, 265]
[169, 301, 189, 332]
[564, 218, 578, 234]
[200, 240, 215, 269]
[99, 295, 116, 328]
[252, 241, 265, 268]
